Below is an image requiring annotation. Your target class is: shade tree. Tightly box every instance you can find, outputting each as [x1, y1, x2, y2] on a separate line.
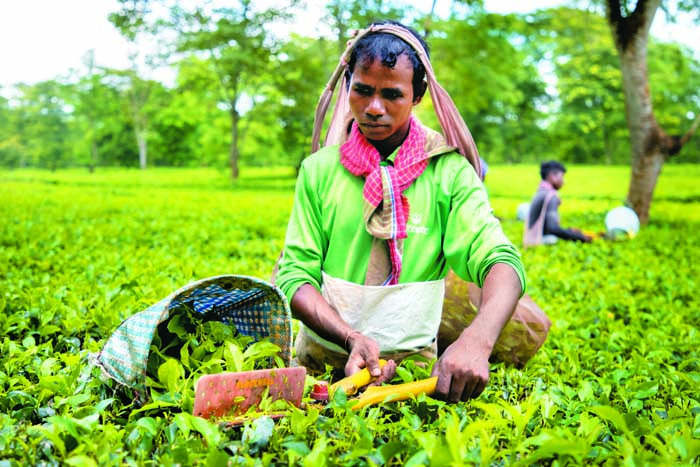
[604, 0, 700, 223]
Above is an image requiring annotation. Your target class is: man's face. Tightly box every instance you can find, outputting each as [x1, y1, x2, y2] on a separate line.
[549, 170, 565, 190]
[348, 54, 422, 151]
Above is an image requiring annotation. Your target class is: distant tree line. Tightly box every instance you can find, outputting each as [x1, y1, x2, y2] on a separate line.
[1, 0, 698, 176]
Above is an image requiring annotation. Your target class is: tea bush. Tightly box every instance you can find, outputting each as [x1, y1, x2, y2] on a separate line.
[1, 165, 698, 466]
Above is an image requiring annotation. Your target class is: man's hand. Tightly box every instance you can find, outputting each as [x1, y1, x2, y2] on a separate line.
[344, 332, 383, 378]
[431, 327, 492, 402]
[368, 359, 397, 386]
[572, 228, 594, 243]
[290, 285, 385, 378]
[430, 263, 521, 403]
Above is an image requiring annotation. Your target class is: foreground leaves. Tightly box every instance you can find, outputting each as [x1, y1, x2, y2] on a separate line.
[1, 166, 699, 465]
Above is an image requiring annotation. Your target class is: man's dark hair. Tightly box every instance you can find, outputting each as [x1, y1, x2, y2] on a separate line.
[346, 19, 430, 100]
[540, 160, 567, 180]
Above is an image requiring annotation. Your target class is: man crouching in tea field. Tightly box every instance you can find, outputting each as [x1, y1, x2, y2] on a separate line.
[275, 20, 527, 402]
[524, 160, 593, 247]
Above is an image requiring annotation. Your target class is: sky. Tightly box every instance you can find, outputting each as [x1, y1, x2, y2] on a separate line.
[0, 1, 134, 87]
[0, 0, 697, 89]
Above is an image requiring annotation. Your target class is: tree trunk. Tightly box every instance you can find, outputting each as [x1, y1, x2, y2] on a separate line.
[626, 136, 664, 222]
[229, 106, 240, 180]
[606, 0, 698, 224]
[618, 33, 669, 224]
[89, 138, 98, 173]
[607, 0, 661, 224]
[601, 117, 612, 165]
[136, 130, 147, 170]
[422, 0, 439, 38]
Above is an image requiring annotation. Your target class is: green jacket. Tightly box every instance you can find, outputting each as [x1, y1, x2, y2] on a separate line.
[276, 143, 526, 302]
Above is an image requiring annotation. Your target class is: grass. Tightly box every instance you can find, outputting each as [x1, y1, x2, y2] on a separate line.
[1, 164, 699, 466]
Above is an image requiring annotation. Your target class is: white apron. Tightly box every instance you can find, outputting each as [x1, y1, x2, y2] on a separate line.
[296, 272, 444, 371]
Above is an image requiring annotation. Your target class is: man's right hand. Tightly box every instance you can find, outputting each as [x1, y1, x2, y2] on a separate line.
[344, 332, 383, 379]
[572, 228, 593, 243]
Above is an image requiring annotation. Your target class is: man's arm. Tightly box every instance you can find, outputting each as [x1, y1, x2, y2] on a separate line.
[543, 199, 592, 242]
[290, 284, 383, 378]
[278, 155, 387, 379]
[431, 262, 521, 402]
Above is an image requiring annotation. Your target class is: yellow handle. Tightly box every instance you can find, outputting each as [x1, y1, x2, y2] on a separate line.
[329, 359, 387, 396]
[351, 377, 438, 411]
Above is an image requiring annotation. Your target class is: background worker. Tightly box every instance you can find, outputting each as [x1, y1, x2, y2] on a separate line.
[524, 160, 593, 246]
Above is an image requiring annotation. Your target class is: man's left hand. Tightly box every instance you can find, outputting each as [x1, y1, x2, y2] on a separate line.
[431, 263, 521, 403]
[430, 327, 492, 402]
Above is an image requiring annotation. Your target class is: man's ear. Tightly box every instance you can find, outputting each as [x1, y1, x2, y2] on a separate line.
[413, 81, 428, 104]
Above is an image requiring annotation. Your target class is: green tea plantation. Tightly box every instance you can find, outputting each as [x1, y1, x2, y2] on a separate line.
[1, 165, 698, 466]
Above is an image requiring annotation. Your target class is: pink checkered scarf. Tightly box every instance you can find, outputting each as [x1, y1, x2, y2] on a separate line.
[539, 180, 556, 192]
[340, 115, 428, 285]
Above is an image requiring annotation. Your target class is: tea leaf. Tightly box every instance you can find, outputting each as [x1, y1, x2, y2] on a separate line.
[242, 415, 275, 453]
[157, 359, 184, 394]
[189, 414, 222, 447]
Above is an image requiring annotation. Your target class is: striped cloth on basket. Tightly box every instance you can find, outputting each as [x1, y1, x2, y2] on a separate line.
[94, 275, 292, 396]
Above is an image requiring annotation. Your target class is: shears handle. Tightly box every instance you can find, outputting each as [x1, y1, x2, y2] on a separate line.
[351, 377, 438, 410]
[329, 361, 439, 410]
[329, 359, 388, 396]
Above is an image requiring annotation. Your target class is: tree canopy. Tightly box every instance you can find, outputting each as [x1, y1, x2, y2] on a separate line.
[1, 1, 698, 174]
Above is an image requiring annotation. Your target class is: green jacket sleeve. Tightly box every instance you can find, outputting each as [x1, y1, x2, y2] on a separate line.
[275, 161, 327, 303]
[442, 157, 527, 295]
